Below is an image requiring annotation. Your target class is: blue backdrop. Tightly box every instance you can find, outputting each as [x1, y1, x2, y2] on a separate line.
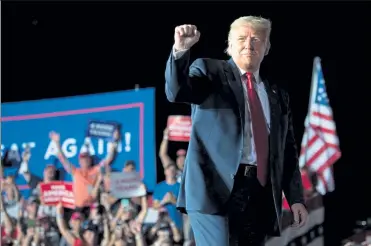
[1, 88, 157, 195]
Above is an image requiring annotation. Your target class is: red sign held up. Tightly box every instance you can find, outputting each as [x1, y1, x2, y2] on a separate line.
[40, 181, 75, 209]
[167, 115, 192, 142]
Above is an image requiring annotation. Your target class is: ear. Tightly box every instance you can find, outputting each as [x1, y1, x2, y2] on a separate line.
[264, 42, 271, 56]
[226, 43, 232, 56]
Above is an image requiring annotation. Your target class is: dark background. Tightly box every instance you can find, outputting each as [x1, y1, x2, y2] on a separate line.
[2, 1, 371, 244]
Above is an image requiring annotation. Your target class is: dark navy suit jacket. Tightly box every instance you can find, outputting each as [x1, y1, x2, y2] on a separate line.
[164, 49, 304, 235]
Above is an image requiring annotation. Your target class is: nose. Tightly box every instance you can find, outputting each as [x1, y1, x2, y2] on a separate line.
[244, 38, 254, 50]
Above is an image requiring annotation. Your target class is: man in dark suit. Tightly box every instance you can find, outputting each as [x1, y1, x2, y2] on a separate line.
[164, 16, 308, 246]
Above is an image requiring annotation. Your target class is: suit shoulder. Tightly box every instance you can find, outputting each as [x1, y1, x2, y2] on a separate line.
[191, 58, 226, 73]
[192, 58, 225, 66]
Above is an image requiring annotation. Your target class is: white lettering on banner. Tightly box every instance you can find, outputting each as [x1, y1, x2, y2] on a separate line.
[44, 189, 73, 197]
[169, 131, 191, 137]
[3, 135, 128, 161]
[98, 139, 104, 154]
[168, 125, 191, 132]
[1, 142, 36, 157]
[44, 138, 124, 160]
[90, 123, 115, 132]
[63, 138, 78, 158]
[124, 132, 131, 152]
[80, 137, 96, 155]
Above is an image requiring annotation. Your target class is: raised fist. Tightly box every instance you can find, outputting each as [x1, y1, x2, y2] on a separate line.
[174, 24, 200, 51]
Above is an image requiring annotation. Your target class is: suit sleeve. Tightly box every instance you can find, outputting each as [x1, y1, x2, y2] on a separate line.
[165, 48, 212, 104]
[281, 91, 305, 207]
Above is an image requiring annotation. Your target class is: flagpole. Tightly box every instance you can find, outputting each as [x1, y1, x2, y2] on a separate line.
[303, 57, 320, 178]
[307, 57, 320, 113]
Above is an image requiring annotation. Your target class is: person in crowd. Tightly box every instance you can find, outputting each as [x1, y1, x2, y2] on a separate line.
[17, 149, 43, 197]
[0, 194, 18, 245]
[18, 148, 59, 219]
[159, 128, 186, 181]
[1, 175, 20, 219]
[49, 130, 120, 217]
[159, 129, 193, 245]
[92, 161, 148, 225]
[152, 163, 183, 236]
[122, 160, 148, 224]
[147, 207, 182, 246]
[56, 202, 95, 246]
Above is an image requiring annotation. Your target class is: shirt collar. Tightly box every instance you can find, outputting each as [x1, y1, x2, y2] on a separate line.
[237, 67, 261, 83]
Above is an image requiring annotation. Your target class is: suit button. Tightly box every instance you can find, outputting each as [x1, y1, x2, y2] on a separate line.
[230, 174, 235, 179]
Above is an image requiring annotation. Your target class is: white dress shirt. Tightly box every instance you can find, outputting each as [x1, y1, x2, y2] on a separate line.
[237, 68, 270, 165]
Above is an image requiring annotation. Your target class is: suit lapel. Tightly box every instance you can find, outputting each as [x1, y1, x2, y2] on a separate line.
[263, 79, 281, 159]
[224, 59, 245, 123]
[223, 59, 281, 160]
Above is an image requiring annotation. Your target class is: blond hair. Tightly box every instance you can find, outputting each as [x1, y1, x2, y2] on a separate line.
[226, 16, 272, 56]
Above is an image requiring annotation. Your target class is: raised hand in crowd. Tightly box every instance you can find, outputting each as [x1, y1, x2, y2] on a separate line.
[21, 149, 31, 163]
[163, 128, 169, 138]
[113, 129, 120, 141]
[159, 127, 175, 169]
[49, 131, 60, 143]
[129, 220, 147, 246]
[18, 148, 33, 183]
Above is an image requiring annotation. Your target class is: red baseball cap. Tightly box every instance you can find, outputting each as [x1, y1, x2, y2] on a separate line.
[70, 212, 83, 220]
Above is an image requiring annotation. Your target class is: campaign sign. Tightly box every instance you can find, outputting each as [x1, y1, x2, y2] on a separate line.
[40, 181, 75, 209]
[1, 88, 157, 191]
[109, 172, 147, 199]
[87, 120, 120, 140]
[167, 115, 192, 142]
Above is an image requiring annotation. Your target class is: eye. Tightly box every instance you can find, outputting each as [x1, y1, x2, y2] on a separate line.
[251, 37, 259, 42]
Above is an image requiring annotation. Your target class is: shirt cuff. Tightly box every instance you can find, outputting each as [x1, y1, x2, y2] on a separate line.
[172, 46, 189, 60]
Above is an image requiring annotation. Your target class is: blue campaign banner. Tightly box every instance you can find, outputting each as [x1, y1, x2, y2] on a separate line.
[1, 88, 157, 195]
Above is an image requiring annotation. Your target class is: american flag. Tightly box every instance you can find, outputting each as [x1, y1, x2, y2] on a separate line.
[299, 57, 341, 195]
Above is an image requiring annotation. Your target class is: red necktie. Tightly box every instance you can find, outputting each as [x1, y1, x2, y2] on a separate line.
[246, 72, 269, 186]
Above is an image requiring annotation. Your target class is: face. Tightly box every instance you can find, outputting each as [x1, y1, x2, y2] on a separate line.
[229, 24, 269, 72]
[90, 208, 99, 219]
[44, 166, 56, 180]
[83, 230, 96, 245]
[164, 165, 177, 178]
[79, 157, 92, 169]
[71, 218, 82, 231]
[176, 156, 185, 170]
[27, 202, 38, 215]
[123, 164, 135, 173]
[157, 229, 172, 244]
[120, 210, 133, 221]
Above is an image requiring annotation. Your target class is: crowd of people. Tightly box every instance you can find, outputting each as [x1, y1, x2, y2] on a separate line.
[0, 128, 193, 246]
[0, 123, 336, 246]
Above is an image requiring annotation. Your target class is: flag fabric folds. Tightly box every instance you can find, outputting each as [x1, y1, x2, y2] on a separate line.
[298, 57, 341, 195]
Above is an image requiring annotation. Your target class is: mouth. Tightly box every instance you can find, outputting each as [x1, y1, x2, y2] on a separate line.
[241, 53, 255, 56]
